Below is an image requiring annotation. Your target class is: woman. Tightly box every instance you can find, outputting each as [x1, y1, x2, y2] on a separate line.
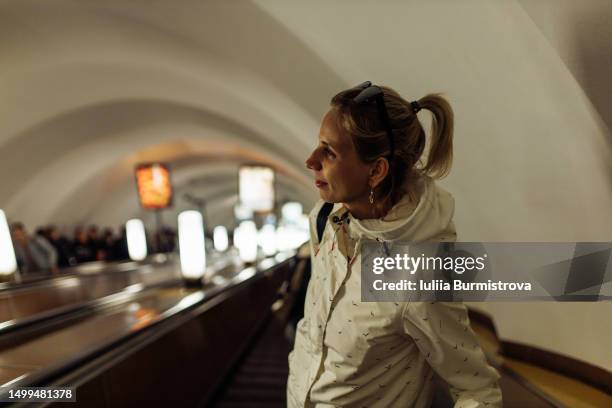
[287, 82, 502, 407]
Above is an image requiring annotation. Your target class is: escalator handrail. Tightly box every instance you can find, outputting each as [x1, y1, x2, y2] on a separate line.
[0, 253, 173, 293]
[0, 253, 295, 394]
[0, 264, 182, 336]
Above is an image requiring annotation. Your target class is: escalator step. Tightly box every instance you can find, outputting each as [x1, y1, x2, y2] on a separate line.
[211, 318, 291, 407]
[232, 377, 287, 387]
[224, 387, 286, 402]
[215, 402, 285, 408]
[238, 366, 288, 376]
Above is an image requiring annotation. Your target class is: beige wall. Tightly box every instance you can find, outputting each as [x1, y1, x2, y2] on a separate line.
[518, 0, 612, 134]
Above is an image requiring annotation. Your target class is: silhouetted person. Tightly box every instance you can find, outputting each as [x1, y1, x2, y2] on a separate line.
[11, 223, 57, 274]
[154, 227, 176, 253]
[72, 226, 95, 263]
[100, 227, 117, 260]
[46, 225, 75, 267]
[109, 226, 129, 261]
[87, 225, 106, 261]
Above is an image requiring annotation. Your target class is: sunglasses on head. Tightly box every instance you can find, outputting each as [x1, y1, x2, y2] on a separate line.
[351, 81, 395, 157]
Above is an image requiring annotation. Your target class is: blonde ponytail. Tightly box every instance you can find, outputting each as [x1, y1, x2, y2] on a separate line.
[419, 94, 454, 179]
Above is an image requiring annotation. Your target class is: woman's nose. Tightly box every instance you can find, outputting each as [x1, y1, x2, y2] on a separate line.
[305, 151, 321, 171]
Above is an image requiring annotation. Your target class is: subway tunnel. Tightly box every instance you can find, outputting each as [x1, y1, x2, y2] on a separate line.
[0, 1, 610, 407]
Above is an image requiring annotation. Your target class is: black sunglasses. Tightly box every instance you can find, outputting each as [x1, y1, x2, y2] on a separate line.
[351, 81, 395, 156]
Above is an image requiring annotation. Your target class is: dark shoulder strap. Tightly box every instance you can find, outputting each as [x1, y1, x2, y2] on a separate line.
[316, 202, 334, 243]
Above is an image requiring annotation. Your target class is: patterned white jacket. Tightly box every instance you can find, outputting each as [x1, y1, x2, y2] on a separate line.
[287, 176, 503, 407]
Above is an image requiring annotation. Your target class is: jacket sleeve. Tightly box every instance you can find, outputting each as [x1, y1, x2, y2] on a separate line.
[401, 301, 503, 407]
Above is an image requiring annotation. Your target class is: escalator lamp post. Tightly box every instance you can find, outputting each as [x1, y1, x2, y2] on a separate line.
[0, 210, 17, 275]
[213, 225, 229, 252]
[178, 210, 206, 283]
[126, 219, 148, 261]
[235, 220, 258, 263]
[258, 224, 277, 257]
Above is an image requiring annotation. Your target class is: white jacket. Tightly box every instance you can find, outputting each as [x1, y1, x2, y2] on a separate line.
[287, 176, 502, 407]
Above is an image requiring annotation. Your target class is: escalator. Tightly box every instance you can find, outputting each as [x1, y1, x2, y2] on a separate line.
[0, 252, 297, 407]
[210, 318, 291, 408]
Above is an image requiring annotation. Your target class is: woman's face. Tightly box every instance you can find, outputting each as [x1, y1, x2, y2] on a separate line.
[305, 110, 371, 204]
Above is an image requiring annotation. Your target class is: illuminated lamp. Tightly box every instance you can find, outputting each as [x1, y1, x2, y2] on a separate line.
[235, 220, 258, 263]
[126, 219, 148, 261]
[239, 165, 275, 212]
[178, 211, 206, 285]
[0, 210, 17, 275]
[213, 226, 229, 252]
[258, 224, 277, 257]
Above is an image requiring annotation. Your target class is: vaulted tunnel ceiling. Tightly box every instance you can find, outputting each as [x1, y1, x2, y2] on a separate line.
[0, 0, 610, 240]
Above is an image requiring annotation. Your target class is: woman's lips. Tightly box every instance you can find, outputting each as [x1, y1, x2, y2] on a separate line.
[315, 180, 328, 189]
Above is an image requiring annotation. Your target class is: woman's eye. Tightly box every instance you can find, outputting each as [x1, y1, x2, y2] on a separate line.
[325, 148, 336, 159]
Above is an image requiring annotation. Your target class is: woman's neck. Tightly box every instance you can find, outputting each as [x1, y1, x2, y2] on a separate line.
[343, 196, 393, 220]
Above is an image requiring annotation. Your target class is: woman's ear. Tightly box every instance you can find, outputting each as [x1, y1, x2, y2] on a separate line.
[369, 157, 389, 188]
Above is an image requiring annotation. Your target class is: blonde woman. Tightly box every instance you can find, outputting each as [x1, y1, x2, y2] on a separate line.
[287, 82, 502, 407]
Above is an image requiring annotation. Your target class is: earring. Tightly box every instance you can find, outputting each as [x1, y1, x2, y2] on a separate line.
[369, 188, 375, 204]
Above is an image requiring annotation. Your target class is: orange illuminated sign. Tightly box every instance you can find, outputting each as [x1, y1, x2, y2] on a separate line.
[135, 163, 173, 209]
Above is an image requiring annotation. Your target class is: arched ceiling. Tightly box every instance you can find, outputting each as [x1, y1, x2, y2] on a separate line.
[0, 0, 348, 227]
[0, 0, 611, 240]
[517, 0, 612, 135]
[1, 101, 316, 226]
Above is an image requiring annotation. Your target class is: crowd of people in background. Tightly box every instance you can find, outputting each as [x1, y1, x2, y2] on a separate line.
[9, 223, 177, 275]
